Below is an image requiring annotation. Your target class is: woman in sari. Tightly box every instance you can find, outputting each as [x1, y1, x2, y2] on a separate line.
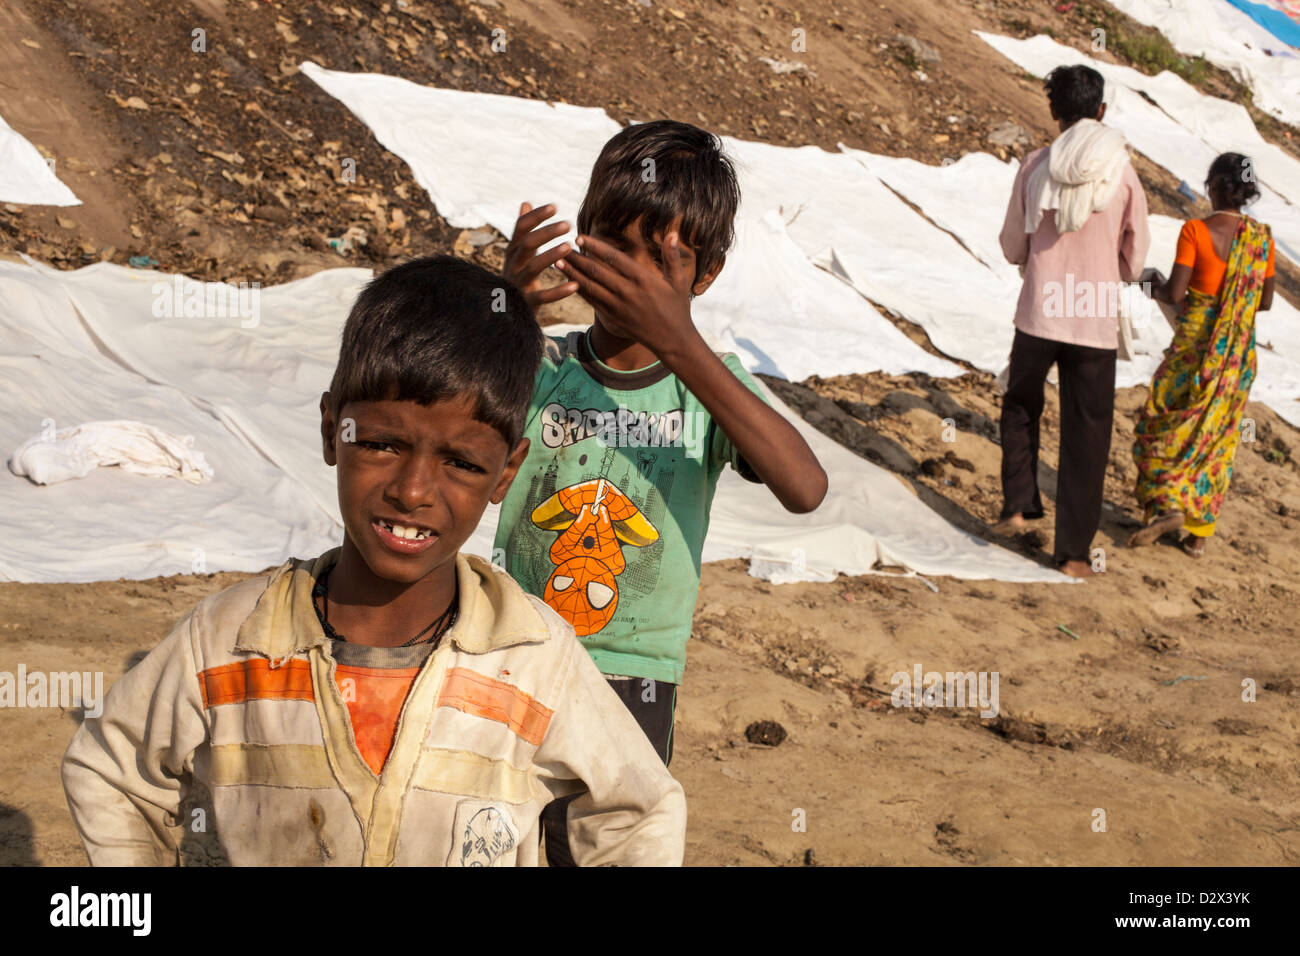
[1129, 152, 1275, 556]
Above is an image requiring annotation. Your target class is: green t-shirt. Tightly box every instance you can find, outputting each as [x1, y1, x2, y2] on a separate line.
[492, 331, 768, 684]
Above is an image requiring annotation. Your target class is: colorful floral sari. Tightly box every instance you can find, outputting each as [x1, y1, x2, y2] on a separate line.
[1132, 216, 1272, 537]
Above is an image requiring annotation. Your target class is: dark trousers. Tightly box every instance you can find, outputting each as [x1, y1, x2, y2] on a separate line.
[999, 329, 1116, 565]
[541, 676, 676, 867]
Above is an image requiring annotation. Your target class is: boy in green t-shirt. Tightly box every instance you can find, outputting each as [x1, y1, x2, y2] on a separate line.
[499, 120, 827, 864]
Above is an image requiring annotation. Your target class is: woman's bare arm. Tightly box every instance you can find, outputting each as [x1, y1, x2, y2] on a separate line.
[1158, 263, 1193, 306]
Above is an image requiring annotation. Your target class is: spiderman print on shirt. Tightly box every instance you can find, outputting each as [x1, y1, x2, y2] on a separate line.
[529, 477, 660, 636]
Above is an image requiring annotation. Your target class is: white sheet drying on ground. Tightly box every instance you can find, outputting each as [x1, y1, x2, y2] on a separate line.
[0, 113, 79, 206]
[1102, 0, 1300, 128]
[706, 376, 1067, 583]
[701, 371, 1068, 583]
[464, 324, 1067, 583]
[717, 136, 1014, 373]
[0, 259, 1065, 583]
[0, 261, 341, 582]
[857, 150, 1300, 424]
[691, 211, 962, 379]
[300, 60, 966, 381]
[18, 258, 363, 523]
[847, 150, 1025, 283]
[302, 58, 1300, 427]
[8, 420, 214, 486]
[850, 150, 1161, 385]
[976, 31, 1300, 266]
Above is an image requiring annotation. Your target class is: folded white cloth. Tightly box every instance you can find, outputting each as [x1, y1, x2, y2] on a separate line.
[1025, 119, 1131, 234]
[8, 420, 213, 486]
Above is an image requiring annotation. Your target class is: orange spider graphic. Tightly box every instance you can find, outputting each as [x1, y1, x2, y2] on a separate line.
[530, 477, 659, 636]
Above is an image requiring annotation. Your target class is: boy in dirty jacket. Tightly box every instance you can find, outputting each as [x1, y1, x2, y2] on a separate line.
[62, 256, 686, 866]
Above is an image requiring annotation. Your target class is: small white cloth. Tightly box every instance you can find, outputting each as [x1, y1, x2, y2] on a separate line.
[1025, 119, 1131, 234]
[8, 420, 213, 486]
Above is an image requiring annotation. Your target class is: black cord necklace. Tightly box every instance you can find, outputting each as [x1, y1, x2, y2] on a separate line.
[312, 565, 458, 648]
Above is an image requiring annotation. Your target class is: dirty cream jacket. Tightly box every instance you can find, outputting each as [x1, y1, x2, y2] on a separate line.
[62, 549, 685, 866]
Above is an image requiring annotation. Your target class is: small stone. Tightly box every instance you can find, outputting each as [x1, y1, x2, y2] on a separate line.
[988, 121, 1030, 148]
[893, 33, 941, 66]
[253, 205, 291, 225]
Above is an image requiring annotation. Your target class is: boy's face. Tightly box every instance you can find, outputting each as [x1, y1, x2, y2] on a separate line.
[319, 393, 529, 586]
[587, 214, 724, 327]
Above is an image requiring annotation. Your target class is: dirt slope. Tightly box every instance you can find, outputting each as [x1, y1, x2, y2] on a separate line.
[1, 0, 1298, 866]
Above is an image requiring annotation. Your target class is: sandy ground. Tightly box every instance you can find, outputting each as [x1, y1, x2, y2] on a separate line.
[4, 378, 1298, 866]
[2, 0, 1298, 865]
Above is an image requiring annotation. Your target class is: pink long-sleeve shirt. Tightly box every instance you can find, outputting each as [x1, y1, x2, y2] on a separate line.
[999, 146, 1151, 349]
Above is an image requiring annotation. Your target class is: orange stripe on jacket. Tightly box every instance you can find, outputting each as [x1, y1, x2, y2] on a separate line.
[199, 659, 315, 708]
[437, 668, 553, 745]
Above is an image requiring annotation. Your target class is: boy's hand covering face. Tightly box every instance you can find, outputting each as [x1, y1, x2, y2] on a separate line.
[502, 201, 580, 311]
[557, 217, 708, 356]
[320, 394, 529, 585]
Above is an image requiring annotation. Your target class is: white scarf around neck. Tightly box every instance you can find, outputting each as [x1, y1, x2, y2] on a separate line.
[1024, 119, 1130, 235]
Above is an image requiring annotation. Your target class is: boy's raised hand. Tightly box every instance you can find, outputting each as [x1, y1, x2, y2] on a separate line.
[557, 229, 694, 358]
[502, 201, 580, 311]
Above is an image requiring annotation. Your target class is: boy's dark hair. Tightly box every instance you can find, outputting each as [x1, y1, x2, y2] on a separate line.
[327, 255, 543, 448]
[1044, 65, 1105, 126]
[576, 119, 739, 283]
[1205, 152, 1260, 207]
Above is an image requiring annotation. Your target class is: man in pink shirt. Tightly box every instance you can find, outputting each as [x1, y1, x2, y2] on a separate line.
[995, 64, 1150, 577]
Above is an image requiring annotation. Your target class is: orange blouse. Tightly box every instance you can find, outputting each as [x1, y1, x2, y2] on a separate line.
[1175, 217, 1275, 296]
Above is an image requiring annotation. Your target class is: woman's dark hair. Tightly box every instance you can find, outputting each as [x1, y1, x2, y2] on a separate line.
[327, 256, 543, 448]
[1205, 152, 1261, 208]
[1044, 65, 1105, 126]
[577, 119, 739, 283]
